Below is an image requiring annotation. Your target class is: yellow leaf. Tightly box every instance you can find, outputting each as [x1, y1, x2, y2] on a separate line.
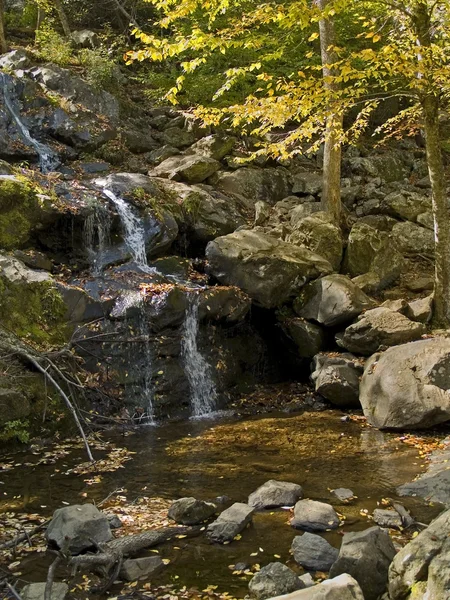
[308, 32, 319, 42]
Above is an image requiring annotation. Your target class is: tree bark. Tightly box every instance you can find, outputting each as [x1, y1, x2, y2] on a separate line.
[53, 0, 71, 38]
[315, 0, 342, 224]
[0, 0, 7, 54]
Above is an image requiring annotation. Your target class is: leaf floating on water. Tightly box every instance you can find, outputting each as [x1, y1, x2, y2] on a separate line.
[233, 534, 242, 541]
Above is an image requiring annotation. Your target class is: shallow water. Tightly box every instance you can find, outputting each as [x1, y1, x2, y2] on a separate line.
[0, 410, 439, 596]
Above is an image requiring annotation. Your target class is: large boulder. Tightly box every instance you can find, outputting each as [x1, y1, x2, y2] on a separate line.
[360, 338, 450, 429]
[188, 134, 236, 160]
[381, 190, 431, 222]
[46, 504, 112, 553]
[291, 533, 339, 571]
[389, 508, 450, 600]
[329, 526, 396, 600]
[290, 500, 340, 532]
[392, 221, 435, 255]
[291, 171, 322, 195]
[311, 353, 363, 408]
[168, 497, 216, 525]
[278, 315, 326, 358]
[206, 502, 254, 543]
[206, 230, 332, 308]
[149, 154, 221, 183]
[248, 480, 303, 509]
[336, 307, 425, 356]
[287, 212, 343, 271]
[214, 167, 292, 206]
[294, 274, 375, 327]
[249, 563, 304, 600]
[21, 583, 68, 600]
[266, 574, 364, 600]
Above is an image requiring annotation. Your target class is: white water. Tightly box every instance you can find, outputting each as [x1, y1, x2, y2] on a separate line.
[0, 72, 59, 173]
[83, 204, 111, 275]
[102, 188, 156, 274]
[138, 306, 156, 425]
[181, 293, 218, 417]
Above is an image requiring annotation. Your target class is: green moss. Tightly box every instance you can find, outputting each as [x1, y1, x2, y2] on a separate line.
[0, 177, 44, 249]
[132, 186, 183, 221]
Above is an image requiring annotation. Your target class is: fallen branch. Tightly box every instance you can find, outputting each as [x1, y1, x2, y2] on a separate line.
[0, 522, 48, 550]
[44, 555, 62, 600]
[5, 582, 23, 600]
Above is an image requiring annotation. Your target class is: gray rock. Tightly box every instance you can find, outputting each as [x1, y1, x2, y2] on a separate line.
[290, 202, 322, 225]
[21, 583, 68, 600]
[162, 127, 196, 148]
[0, 49, 31, 70]
[122, 129, 158, 154]
[206, 502, 254, 543]
[336, 307, 425, 356]
[150, 154, 220, 183]
[120, 556, 165, 581]
[332, 488, 355, 502]
[381, 190, 431, 222]
[248, 480, 303, 509]
[298, 573, 315, 588]
[266, 574, 364, 600]
[311, 353, 363, 408]
[294, 274, 375, 327]
[392, 221, 435, 255]
[71, 30, 99, 48]
[360, 338, 450, 429]
[372, 509, 403, 530]
[417, 211, 434, 230]
[291, 499, 340, 532]
[46, 504, 112, 553]
[404, 275, 434, 292]
[188, 134, 236, 160]
[206, 230, 332, 309]
[168, 497, 217, 525]
[279, 317, 326, 358]
[346, 153, 410, 182]
[287, 212, 343, 271]
[147, 145, 180, 165]
[389, 508, 450, 600]
[330, 526, 396, 600]
[254, 200, 272, 226]
[249, 562, 304, 600]
[408, 295, 433, 323]
[291, 533, 339, 571]
[352, 272, 383, 295]
[106, 514, 123, 529]
[214, 167, 292, 207]
[292, 171, 323, 195]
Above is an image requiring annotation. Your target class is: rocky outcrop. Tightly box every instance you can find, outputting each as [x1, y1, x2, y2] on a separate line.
[360, 338, 450, 429]
[249, 563, 304, 600]
[206, 230, 332, 308]
[46, 504, 112, 553]
[248, 480, 303, 509]
[287, 212, 343, 271]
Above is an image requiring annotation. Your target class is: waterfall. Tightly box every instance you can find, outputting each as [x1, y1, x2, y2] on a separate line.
[83, 203, 111, 275]
[137, 306, 156, 425]
[181, 293, 218, 417]
[0, 72, 59, 173]
[102, 188, 156, 274]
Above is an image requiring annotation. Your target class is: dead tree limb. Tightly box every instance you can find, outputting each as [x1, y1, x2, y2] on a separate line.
[44, 555, 62, 600]
[5, 582, 23, 600]
[0, 523, 48, 550]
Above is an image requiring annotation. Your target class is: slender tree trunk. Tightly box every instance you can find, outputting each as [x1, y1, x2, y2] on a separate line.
[315, 0, 342, 224]
[413, 3, 450, 327]
[54, 0, 71, 38]
[0, 0, 7, 54]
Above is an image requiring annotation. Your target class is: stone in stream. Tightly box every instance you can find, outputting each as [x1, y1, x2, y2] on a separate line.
[168, 497, 217, 525]
[46, 504, 112, 553]
[265, 574, 364, 600]
[372, 508, 403, 530]
[248, 480, 303, 509]
[360, 338, 450, 429]
[120, 556, 165, 581]
[329, 526, 396, 600]
[291, 532, 339, 571]
[290, 500, 340, 532]
[332, 488, 355, 503]
[21, 583, 69, 600]
[206, 502, 254, 543]
[248, 562, 305, 600]
[389, 508, 450, 600]
[310, 353, 363, 408]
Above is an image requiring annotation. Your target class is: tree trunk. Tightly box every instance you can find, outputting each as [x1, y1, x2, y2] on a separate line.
[0, 0, 7, 54]
[315, 0, 342, 224]
[54, 0, 71, 38]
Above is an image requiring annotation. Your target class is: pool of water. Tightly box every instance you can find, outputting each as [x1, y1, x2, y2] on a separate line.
[0, 409, 439, 596]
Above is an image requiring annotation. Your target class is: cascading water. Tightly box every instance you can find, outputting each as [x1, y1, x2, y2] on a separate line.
[83, 203, 111, 275]
[102, 188, 156, 274]
[181, 292, 218, 417]
[0, 72, 59, 173]
[137, 306, 156, 425]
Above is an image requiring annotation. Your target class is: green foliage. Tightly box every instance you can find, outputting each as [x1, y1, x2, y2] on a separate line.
[1, 419, 31, 443]
[78, 47, 119, 91]
[35, 26, 74, 66]
[0, 177, 42, 249]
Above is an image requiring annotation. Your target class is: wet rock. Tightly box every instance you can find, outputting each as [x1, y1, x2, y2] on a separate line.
[206, 230, 332, 309]
[372, 509, 403, 530]
[291, 532, 339, 571]
[291, 499, 340, 532]
[150, 154, 221, 184]
[278, 316, 326, 358]
[46, 504, 112, 553]
[332, 488, 355, 502]
[120, 556, 165, 581]
[21, 582, 68, 600]
[248, 480, 303, 509]
[389, 508, 450, 600]
[336, 307, 425, 356]
[197, 287, 251, 324]
[408, 295, 433, 323]
[79, 161, 110, 174]
[294, 274, 375, 327]
[248, 562, 304, 600]
[206, 502, 254, 543]
[188, 134, 236, 161]
[214, 167, 292, 207]
[360, 338, 450, 429]
[287, 212, 343, 271]
[392, 221, 434, 255]
[291, 171, 322, 195]
[267, 574, 364, 600]
[329, 526, 396, 600]
[168, 497, 217, 525]
[311, 353, 363, 408]
[12, 250, 52, 271]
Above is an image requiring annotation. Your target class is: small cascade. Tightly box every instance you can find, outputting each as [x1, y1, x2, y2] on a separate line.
[137, 305, 156, 425]
[102, 188, 156, 274]
[0, 72, 59, 173]
[181, 292, 218, 417]
[83, 203, 111, 274]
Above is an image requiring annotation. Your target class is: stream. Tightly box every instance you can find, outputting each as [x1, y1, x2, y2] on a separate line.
[0, 409, 441, 597]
